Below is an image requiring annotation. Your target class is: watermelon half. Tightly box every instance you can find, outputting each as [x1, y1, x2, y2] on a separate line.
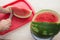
[30, 9, 60, 38]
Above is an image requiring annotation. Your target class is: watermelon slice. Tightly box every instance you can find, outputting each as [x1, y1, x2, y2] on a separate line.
[11, 7, 32, 18]
[31, 9, 60, 38]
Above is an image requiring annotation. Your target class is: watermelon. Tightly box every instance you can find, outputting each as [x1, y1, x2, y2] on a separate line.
[30, 9, 60, 38]
[11, 7, 32, 18]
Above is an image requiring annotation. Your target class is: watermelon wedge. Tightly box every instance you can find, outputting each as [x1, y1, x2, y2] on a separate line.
[11, 7, 32, 18]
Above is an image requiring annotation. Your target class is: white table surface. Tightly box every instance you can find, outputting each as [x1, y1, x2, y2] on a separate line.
[0, 0, 60, 40]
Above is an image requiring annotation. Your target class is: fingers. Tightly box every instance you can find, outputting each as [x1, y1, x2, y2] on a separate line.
[0, 6, 10, 13]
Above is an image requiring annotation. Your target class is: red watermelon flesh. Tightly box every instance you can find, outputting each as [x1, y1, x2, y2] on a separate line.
[34, 12, 58, 22]
[11, 7, 30, 16]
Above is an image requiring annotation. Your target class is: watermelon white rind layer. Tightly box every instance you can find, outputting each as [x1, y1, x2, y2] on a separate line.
[32, 9, 60, 23]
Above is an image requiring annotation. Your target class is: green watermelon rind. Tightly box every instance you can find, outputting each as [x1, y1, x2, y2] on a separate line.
[31, 22, 60, 38]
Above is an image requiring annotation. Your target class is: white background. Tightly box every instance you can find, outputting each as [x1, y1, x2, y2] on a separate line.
[0, 0, 60, 40]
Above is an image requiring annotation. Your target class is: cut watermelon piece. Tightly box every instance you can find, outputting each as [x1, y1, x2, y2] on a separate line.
[11, 7, 32, 18]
